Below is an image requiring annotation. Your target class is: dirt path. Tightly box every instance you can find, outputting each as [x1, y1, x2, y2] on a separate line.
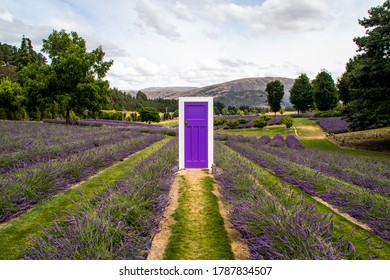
[147, 169, 249, 260]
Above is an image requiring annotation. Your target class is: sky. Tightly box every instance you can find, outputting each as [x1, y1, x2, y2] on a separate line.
[0, 0, 384, 90]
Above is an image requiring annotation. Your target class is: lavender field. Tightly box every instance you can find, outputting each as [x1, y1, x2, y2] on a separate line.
[222, 134, 390, 241]
[0, 121, 166, 223]
[1, 120, 389, 260]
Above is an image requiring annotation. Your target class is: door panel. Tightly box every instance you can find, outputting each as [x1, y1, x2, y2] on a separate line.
[184, 102, 208, 168]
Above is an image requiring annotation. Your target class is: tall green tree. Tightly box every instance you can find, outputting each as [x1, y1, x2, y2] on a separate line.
[31, 29, 113, 123]
[312, 70, 338, 111]
[139, 107, 161, 124]
[341, 1, 390, 130]
[17, 36, 46, 70]
[0, 42, 18, 66]
[265, 80, 284, 119]
[289, 74, 314, 114]
[0, 78, 25, 119]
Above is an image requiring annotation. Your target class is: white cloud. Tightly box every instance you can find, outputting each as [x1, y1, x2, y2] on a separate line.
[205, 0, 331, 34]
[0, 9, 12, 22]
[135, 0, 181, 41]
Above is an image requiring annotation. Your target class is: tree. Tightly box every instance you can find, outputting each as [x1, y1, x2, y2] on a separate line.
[33, 29, 113, 123]
[214, 101, 225, 115]
[139, 107, 160, 123]
[312, 70, 339, 111]
[136, 91, 148, 101]
[0, 43, 18, 66]
[265, 80, 284, 120]
[341, 1, 390, 130]
[0, 78, 24, 119]
[289, 74, 314, 114]
[253, 114, 270, 129]
[17, 36, 46, 71]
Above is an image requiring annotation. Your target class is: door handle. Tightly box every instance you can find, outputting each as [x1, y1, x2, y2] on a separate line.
[185, 120, 188, 126]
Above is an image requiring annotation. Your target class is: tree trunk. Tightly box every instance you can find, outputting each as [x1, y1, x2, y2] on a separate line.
[65, 109, 71, 125]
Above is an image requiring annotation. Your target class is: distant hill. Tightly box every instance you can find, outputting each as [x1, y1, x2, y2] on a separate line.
[133, 77, 295, 108]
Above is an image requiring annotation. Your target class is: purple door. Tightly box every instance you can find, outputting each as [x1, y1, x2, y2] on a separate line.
[184, 102, 208, 168]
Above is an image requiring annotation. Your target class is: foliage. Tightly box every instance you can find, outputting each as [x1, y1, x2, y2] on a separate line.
[214, 117, 226, 126]
[281, 115, 294, 128]
[225, 119, 239, 128]
[289, 74, 314, 114]
[106, 88, 178, 113]
[253, 114, 270, 129]
[314, 110, 341, 118]
[19, 30, 113, 123]
[265, 80, 284, 114]
[0, 42, 18, 65]
[139, 107, 161, 123]
[17, 36, 46, 70]
[341, 1, 390, 130]
[0, 78, 25, 119]
[312, 70, 339, 111]
[214, 101, 225, 115]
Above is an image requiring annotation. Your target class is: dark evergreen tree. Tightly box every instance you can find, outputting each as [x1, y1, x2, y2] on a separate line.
[341, 1, 390, 130]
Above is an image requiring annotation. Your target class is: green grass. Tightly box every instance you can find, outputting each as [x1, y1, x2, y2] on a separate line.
[301, 139, 390, 160]
[216, 117, 325, 139]
[224, 145, 390, 259]
[164, 176, 234, 260]
[0, 137, 171, 260]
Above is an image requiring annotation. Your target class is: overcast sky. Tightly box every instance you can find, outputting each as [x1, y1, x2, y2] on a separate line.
[0, 0, 384, 90]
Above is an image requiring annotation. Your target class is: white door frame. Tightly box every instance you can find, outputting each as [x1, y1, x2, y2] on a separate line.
[179, 97, 214, 170]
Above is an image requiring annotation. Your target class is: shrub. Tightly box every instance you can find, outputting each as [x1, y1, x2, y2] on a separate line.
[253, 115, 270, 129]
[270, 134, 284, 147]
[214, 118, 226, 126]
[237, 118, 248, 124]
[226, 119, 239, 129]
[286, 135, 304, 149]
[314, 110, 341, 118]
[281, 116, 294, 128]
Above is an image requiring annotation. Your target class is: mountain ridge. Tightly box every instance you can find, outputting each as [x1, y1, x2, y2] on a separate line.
[127, 77, 295, 108]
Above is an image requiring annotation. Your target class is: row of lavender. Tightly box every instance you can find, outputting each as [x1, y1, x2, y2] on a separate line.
[23, 138, 179, 259]
[0, 121, 166, 223]
[224, 138, 390, 241]
[215, 133, 304, 150]
[214, 142, 355, 259]
[314, 117, 350, 134]
[0, 123, 146, 173]
[222, 134, 389, 195]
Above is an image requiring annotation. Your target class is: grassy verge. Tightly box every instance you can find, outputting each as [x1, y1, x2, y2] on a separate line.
[216, 118, 325, 139]
[0, 137, 171, 260]
[164, 175, 234, 260]
[223, 145, 390, 259]
[301, 139, 390, 159]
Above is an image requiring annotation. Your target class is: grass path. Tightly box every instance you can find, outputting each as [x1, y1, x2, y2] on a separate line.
[0, 137, 171, 260]
[157, 169, 246, 260]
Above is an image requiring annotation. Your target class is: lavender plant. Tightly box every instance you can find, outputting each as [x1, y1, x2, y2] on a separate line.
[214, 142, 353, 259]
[225, 140, 390, 241]
[23, 138, 179, 259]
[270, 134, 284, 147]
[286, 135, 304, 149]
[315, 117, 349, 134]
[0, 123, 165, 223]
